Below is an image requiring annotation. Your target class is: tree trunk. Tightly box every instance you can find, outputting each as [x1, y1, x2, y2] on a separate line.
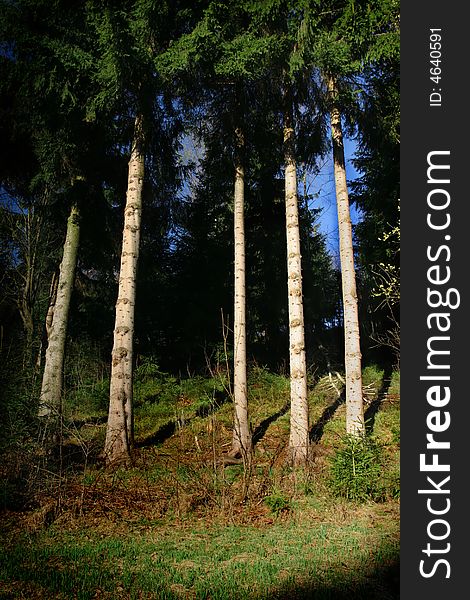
[284, 96, 309, 466]
[19, 298, 34, 364]
[18, 206, 43, 366]
[38, 204, 80, 417]
[231, 125, 251, 460]
[36, 270, 59, 372]
[104, 114, 144, 465]
[327, 75, 365, 436]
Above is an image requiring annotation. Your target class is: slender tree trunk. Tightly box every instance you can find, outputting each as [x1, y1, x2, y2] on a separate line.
[231, 125, 251, 460]
[36, 271, 59, 372]
[104, 114, 144, 465]
[327, 75, 365, 436]
[284, 95, 309, 466]
[38, 204, 80, 417]
[19, 298, 34, 364]
[18, 208, 42, 365]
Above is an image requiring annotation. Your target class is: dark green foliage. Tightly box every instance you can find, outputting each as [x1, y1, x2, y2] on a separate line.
[1, 0, 400, 380]
[63, 339, 110, 419]
[329, 434, 399, 502]
[351, 59, 400, 363]
[134, 357, 180, 407]
[0, 0, 399, 512]
[0, 348, 40, 451]
[352, 62, 399, 266]
[0, 7, 400, 599]
[264, 490, 292, 515]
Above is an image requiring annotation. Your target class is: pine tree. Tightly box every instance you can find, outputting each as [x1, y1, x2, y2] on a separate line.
[104, 114, 144, 463]
[296, 0, 399, 435]
[93, 1, 185, 464]
[0, 0, 103, 418]
[326, 73, 364, 434]
[39, 203, 80, 417]
[283, 83, 309, 465]
[158, 2, 279, 460]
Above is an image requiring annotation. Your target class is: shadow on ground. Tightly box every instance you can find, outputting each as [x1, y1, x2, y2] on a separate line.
[0, 541, 399, 600]
[267, 557, 399, 599]
[365, 364, 393, 435]
[136, 391, 230, 449]
[252, 402, 290, 447]
[309, 391, 345, 443]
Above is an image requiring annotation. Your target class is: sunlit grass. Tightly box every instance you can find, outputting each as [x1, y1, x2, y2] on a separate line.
[0, 513, 399, 599]
[1, 365, 400, 599]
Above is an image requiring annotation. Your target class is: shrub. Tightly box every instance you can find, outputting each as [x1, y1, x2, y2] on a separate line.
[329, 435, 384, 502]
[264, 490, 292, 515]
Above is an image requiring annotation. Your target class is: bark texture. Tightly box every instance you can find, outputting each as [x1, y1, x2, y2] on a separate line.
[39, 204, 80, 417]
[328, 76, 365, 436]
[231, 126, 251, 459]
[284, 101, 309, 466]
[104, 115, 144, 465]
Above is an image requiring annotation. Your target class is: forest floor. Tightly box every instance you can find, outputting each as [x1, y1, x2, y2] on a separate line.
[0, 366, 400, 599]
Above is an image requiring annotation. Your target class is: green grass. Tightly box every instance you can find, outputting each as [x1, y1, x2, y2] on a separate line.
[0, 514, 399, 599]
[0, 364, 400, 599]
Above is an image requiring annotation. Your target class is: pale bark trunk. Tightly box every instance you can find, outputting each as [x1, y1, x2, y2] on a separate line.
[35, 270, 58, 372]
[45, 271, 59, 341]
[104, 114, 144, 465]
[284, 99, 309, 466]
[231, 126, 251, 459]
[39, 204, 80, 417]
[328, 75, 365, 436]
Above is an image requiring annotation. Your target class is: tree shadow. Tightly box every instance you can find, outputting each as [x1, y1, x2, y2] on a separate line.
[135, 420, 177, 448]
[252, 402, 290, 447]
[194, 390, 230, 417]
[66, 415, 107, 429]
[136, 391, 231, 449]
[365, 364, 393, 435]
[266, 557, 399, 599]
[309, 391, 345, 443]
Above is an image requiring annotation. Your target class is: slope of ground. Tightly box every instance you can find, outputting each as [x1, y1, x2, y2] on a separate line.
[0, 366, 400, 599]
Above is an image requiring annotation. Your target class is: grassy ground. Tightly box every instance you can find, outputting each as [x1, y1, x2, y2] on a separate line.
[0, 365, 400, 599]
